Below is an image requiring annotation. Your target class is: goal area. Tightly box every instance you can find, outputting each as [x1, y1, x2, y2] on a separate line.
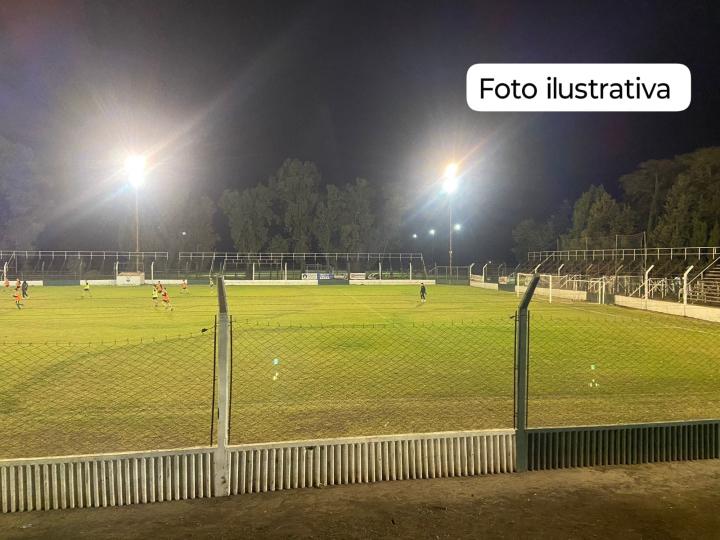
[116, 272, 146, 286]
[516, 272, 609, 304]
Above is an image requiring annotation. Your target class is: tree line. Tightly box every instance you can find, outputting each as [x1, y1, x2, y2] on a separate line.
[219, 158, 408, 253]
[512, 147, 720, 260]
[0, 139, 409, 254]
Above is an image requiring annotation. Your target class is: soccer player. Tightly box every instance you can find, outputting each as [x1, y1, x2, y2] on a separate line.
[82, 280, 91, 298]
[152, 286, 159, 307]
[13, 289, 23, 309]
[15, 278, 21, 291]
[21, 280, 29, 298]
[161, 288, 173, 311]
[181, 279, 189, 294]
[155, 281, 164, 293]
[208, 276, 214, 288]
[420, 283, 427, 303]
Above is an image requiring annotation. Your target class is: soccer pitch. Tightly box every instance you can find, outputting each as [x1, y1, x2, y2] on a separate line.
[1, 284, 718, 459]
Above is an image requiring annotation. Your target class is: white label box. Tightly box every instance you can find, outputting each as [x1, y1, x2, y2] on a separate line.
[466, 64, 691, 112]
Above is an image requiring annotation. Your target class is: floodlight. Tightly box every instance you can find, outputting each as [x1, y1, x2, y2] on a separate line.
[442, 162, 459, 194]
[429, 229, 436, 236]
[412, 233, 418, 239]
[125, 154, 146, 189]
[453, 223, 462, 231]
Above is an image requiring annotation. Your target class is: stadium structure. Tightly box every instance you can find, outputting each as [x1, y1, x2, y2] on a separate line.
[3, 245, 719, 306]
[0, 250, 440, 283]
[475, 245, 720, 309]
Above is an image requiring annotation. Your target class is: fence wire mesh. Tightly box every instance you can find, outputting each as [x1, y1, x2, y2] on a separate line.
[229, 320, 515, 444]
[0, 328, 216, 459]
[527, 314, 720, 427]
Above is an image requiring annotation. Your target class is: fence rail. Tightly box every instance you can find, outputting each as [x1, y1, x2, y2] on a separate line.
[528, 246, 720, 261]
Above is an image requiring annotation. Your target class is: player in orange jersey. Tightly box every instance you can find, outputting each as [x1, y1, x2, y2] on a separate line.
[161, 288, 173, 311]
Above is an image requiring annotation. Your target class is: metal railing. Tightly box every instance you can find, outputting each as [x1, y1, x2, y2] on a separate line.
[528, 246, 720, 261]
[0, 250, 169, 259]
[179, 252, 426, 262]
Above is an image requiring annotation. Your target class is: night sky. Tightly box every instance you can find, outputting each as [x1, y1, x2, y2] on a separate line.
[1, 0, 718, 263]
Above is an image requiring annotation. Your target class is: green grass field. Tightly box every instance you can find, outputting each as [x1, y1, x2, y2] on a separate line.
[1, 283, 718, 459]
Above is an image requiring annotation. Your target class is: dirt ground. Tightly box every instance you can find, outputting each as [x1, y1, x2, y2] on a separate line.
[2, 460, 720, 539]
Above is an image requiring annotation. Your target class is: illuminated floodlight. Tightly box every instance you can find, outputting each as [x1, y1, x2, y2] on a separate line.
[412, 233, 418, 239]
[453, 223, 462, 231]
[442, 162, 459, 194]
[124, 154, 146, 189]
[429, 229, 436, 236]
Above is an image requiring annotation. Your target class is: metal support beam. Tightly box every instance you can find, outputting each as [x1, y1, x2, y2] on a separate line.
[515, 274, 539, 473]
[683, 265, 694, 317]
[644, 264, 655, 310]
[214, 276, 231, 496]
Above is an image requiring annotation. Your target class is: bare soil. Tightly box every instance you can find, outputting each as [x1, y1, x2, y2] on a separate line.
[2, 460, 720, 539]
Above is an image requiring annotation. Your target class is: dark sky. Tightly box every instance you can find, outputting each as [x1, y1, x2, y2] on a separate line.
[1, 0, 719, 263]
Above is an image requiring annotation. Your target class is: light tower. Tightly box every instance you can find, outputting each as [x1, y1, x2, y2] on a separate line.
[124, 154, 146, 271]
[442, 163, 459, 278]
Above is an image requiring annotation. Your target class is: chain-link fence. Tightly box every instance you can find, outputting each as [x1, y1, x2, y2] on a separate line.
[0, 328, 217, 459]
[3, 274, 719, 461]
[229, 320, 515, 444]
[527, 314, 720, 427]
[432, 266, 471, 285]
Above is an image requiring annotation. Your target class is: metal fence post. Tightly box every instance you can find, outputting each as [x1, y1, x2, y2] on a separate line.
[548, 274, 553, 304]
[515, 274, 539, 473]
[644, 264, 655, 309]
[683, 265, 694, 316]
[214, 275, 231, 496]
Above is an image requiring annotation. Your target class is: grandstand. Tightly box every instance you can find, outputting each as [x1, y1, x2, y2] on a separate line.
[510, 246, 720, 307]
[179, 252, 427, 280]
[0, 251, 170, 282]
[0, 250, 428, 283]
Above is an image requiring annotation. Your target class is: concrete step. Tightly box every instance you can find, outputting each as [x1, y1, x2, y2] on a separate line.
[688, 293, 720, 303]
